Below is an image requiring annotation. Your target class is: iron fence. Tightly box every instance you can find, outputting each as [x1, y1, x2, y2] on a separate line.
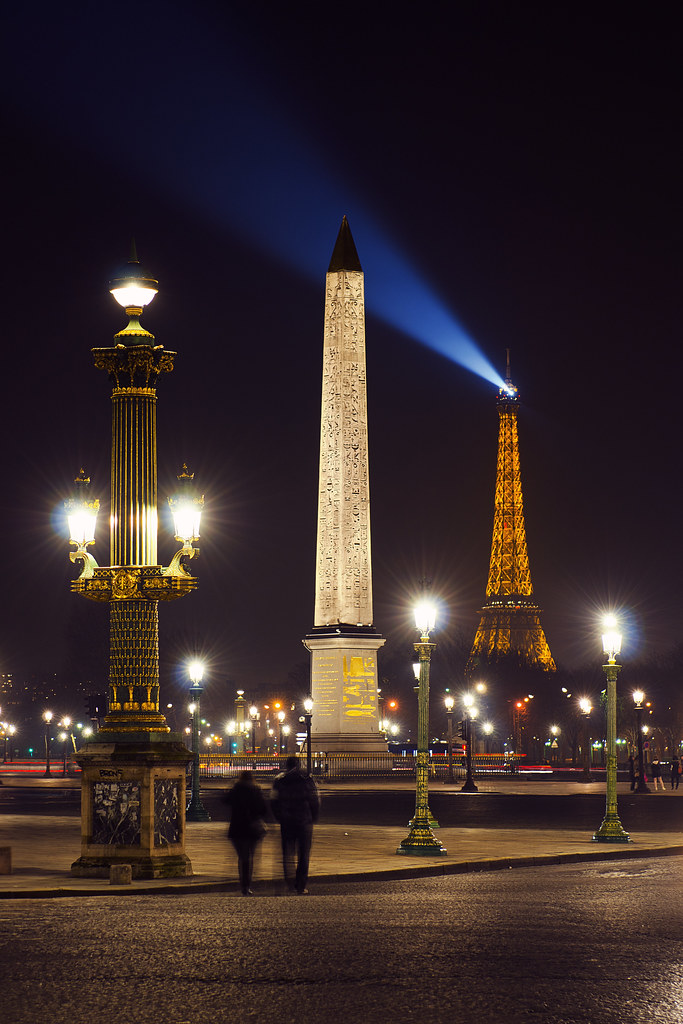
[199, 751, 521, 781]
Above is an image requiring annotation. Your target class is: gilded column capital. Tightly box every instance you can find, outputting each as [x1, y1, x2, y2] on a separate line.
[92, 344, 176, 388]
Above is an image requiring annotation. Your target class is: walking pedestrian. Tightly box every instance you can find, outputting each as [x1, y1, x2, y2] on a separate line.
[671, 756, 681, 790]
[271, 754, 320, 894]
[651, 758, 664, 791]
[224, 770, 268, 895]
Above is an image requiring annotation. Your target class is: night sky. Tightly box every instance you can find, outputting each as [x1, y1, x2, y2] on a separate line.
[1, 5, 680, 720]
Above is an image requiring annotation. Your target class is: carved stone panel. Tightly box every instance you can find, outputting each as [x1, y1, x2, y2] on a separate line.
[91, 780, 141, 846]
[154, 778, 181, 846]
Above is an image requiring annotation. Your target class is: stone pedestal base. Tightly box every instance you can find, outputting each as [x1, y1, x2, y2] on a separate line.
[304, 631, 388, 753]
[71, 732, 194, 879]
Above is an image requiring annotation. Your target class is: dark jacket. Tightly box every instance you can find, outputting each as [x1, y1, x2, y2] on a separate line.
[271, 767, 319, 826]
[225, 777, 267, 841]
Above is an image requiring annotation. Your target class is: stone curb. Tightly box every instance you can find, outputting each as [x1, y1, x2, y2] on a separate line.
[2, 843, 682, 900]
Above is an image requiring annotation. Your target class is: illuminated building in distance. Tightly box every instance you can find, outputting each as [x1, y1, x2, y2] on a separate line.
[303, 217, 386, 752]
[467, 354, 555, 675]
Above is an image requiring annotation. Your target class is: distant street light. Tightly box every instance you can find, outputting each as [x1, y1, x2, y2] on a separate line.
[186, 661, 210, 822]
[249, 705, 259, 754]
[43, 710, 53, 778]
[593, 617, 630, 843]
[303, 698, 314, 776]
[579, 698, 592, 781]
[632, 690, 650, 794]
[461, 694, 478, 793]
[444, 695, 455, 783]
[397, 599, 446, 856]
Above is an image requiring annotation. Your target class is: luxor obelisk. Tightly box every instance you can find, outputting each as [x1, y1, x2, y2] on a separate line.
[303, 217, 386, 753]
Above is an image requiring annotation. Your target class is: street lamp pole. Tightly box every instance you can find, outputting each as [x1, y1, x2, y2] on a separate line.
[593, 617, 630, 843]
[632, 691, 650, 794]
[397, 600, 446, 856]
[43, 711, 52, 778]
[579, 699, 592, 781]
[461, 695, 479, 793]
[277, 710, 285, 762]
[444, 695, 454, 784]
[186, 661, 210, 822]
[249, 705, 259, 755]
[303, 697, 314, 776]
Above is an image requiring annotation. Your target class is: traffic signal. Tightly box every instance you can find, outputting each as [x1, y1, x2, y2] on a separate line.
[458, 719, 468, 741]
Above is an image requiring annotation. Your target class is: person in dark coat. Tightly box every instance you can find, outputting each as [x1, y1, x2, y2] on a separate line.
[271, 755, 320, 894]
[671, 756, 680, 790]
[224, 771, 267, 895]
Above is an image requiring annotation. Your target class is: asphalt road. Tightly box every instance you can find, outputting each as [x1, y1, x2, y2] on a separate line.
[3, 783, 683, 833]
[1, 857, 681, 1024]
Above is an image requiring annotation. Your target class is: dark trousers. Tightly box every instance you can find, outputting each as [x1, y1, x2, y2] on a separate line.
[231, 837, 256, 892]
[672, 774, 680, 790]
[280, 821, 313, 892]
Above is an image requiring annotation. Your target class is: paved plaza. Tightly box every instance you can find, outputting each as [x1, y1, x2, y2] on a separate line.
[1, 777, 681, 898]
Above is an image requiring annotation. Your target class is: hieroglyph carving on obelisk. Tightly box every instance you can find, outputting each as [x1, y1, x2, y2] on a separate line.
[315, 258, 372, 626]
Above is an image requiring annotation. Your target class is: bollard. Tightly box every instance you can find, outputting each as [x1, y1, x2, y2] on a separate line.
[110, 863, 132, 885]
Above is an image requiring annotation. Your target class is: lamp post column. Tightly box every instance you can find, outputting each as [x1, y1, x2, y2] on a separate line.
[444, 696, 454, 784]
[397, 601, 446, 856]
[186, 663, 210, 822]
[593, 619, 630, 843]
[304, 698, 314, 776]
[633, 694, 650, 794]
[43, 711, 52, 778]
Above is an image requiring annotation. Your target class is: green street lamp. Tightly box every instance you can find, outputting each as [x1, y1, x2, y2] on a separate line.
[593, 617, 631, 843]
[303, 698, 314, 776]
[43, 710, 53, 778]
[444, 694, 455, 783]
[461, 694, 479, 793]
[249, 705, 259, 755]
[397, 600, 446, 856]
[632, 690, 651, 794]
[186, 660, 210, 822]
[579, 698, 592, 781]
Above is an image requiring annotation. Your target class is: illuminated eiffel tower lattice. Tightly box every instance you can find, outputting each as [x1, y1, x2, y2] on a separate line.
[467, 356, 555, 675]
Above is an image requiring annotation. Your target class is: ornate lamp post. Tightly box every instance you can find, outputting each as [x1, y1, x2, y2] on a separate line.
[68, 246, 201, 879]
[303, 698, 314, 776]
[632, 690, 650, 794]
[579, 698, 592, 781]
[444, 695, 455, 783]
[593, 617, 631, 843]
[461, 694, 479, 793]
[277, 710, 285, 759]
[249, 705, 259, 754]
[397, 600, 446, 856]
[43, 710, 53, 778]
[186, 661, 210, 822]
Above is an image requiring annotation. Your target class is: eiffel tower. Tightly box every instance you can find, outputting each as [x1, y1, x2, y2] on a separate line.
[467, 354, 555, 675]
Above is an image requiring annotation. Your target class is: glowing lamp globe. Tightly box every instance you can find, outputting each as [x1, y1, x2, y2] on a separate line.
[444, 695, 455, 711]
[632, 690, 644, 707]
[188, 661, 204, 686]
[65, 470, 99, 549]
[414, 601, 436, 635]
[168, 465, 203, 544]
[602, 616, 622, 660]
[109, 244, 158, 311]
[303, 698, 314, 714]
